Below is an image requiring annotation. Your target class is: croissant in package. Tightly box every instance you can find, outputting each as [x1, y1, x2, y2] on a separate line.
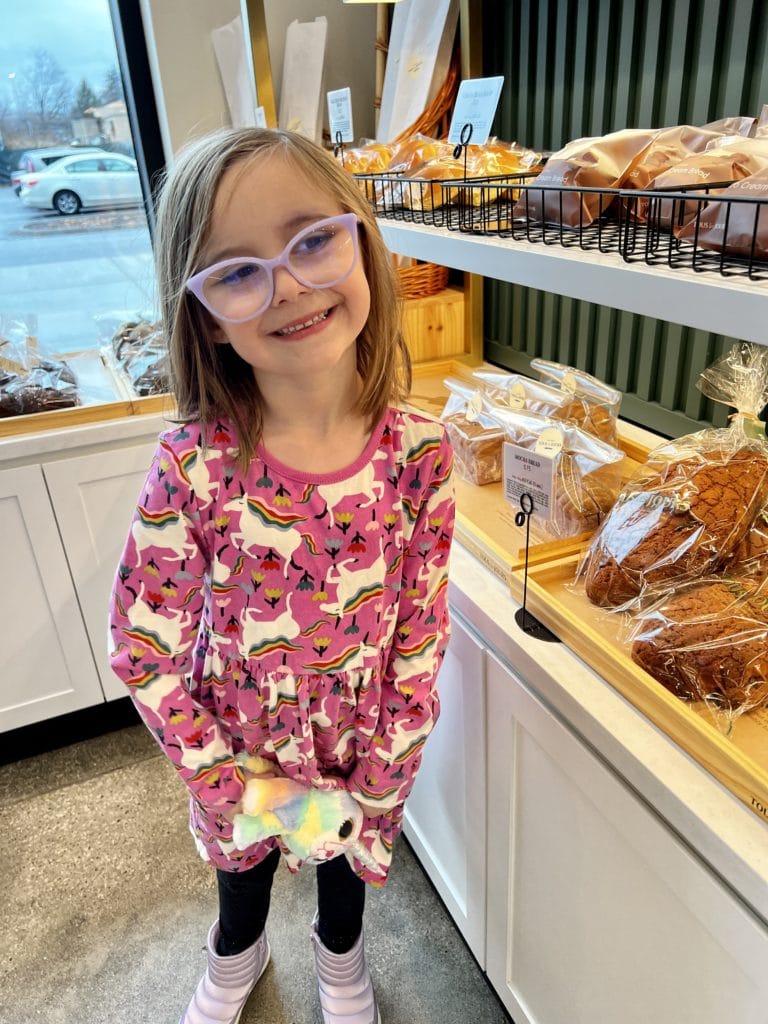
[581, 344, 768, 609]
[630, 575, 768, 717]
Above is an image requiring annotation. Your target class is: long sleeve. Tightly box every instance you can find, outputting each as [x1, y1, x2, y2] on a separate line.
[348, 430, 455, 811]
[108, 432, 244, 812]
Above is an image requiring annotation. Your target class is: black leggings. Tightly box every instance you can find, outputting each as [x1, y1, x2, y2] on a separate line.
[216, 849, 366, 956]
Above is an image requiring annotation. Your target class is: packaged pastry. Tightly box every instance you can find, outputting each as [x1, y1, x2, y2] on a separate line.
[675, 166, 768, 259]
[649, 136, 768, 231]
[622, 117, 754, 221]
[109, 319, 170, 396]
[385, 134, 454, 174]
[472, 366, 620, 445]
[581, 344, 768, 609]
[0, 316, 79, 417]
[630, 574, 768, 718]
[484, 402, 625, 537]
[512, 127, 658, 227]
[727, 507, 768, 578]
[440, 378, 505, 485]
[337, 141, 393, 175]
[529, 358, 621, 445]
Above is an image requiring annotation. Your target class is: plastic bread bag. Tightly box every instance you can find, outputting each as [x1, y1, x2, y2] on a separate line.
[512, 127, 658, 227]
[650, 136, 768, 231]
[629, 573, 768, 729]
[675, 166, 768, 259]
[529, 358, 622, 445]
[579, 343, 768, 610]
[0, 315, 79, 418]
[338, 140, 394, 175]
[621, 116, 754, 221]
[440, 377, 505, 485]
[726, 506, 768, 579]
[485, 403, 625, 538]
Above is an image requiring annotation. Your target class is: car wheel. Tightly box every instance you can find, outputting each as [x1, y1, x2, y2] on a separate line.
[54, 190, 81, 215]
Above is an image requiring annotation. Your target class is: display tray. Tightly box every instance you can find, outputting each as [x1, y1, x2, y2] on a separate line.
[511, 551, 768, 827]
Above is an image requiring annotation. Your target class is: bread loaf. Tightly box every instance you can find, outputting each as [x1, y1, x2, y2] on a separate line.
[583, 444, 768, 607]
[631, 577, 768, 710]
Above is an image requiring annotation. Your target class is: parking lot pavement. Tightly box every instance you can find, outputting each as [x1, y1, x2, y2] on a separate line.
[0, 184, 156, 357]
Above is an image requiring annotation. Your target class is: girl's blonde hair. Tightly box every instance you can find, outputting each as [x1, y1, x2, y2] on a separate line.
[155, 127, 411, 466]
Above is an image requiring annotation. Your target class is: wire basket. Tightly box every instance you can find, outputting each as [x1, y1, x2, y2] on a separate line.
[355, 170, 540, 229]
[396, 260, 450, 299]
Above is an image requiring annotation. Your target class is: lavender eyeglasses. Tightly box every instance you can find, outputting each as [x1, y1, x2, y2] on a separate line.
[185, 213, 361, 323]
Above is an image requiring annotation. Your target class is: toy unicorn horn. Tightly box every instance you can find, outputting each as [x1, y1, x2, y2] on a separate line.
[232, 754, 384, 877]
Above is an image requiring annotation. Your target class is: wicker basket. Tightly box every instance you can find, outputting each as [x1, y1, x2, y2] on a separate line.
[396, 260, 450, 300]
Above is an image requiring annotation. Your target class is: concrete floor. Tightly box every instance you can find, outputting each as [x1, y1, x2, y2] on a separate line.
[0, 722, 510, 1024]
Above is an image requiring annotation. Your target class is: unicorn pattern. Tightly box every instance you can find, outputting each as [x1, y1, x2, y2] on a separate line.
[109, 407, 454, 884]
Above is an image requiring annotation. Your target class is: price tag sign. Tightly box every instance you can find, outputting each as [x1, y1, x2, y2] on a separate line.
[448, 76, 504, 147]
[254, 106, 267, 129]
[327, 87, 354, 143]
[502, 441, 556, 520]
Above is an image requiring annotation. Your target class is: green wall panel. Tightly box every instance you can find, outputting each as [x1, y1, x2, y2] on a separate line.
[482, 0, 765, 436]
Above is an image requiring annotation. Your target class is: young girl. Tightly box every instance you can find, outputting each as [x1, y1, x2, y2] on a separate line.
[108, 127, 454, 1024]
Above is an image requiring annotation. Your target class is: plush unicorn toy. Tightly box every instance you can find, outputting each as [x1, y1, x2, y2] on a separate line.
[232, 754, 384, 876]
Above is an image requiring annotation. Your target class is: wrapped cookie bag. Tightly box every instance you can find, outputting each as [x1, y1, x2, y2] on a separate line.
[580, 343, 768, 610]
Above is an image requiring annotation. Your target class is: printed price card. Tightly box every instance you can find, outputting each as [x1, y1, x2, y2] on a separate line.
[254, 106, 267, 129]
[448, 76, 504, 147]
[327, 87, 354, 143]
[502, 441, 556, 520]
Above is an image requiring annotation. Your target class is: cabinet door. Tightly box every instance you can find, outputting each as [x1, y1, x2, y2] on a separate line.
[0, 464, 103, 731]
[485, 651, 768, 1024]
[403, 613, 487, 966]
[43, 443, 156, 701]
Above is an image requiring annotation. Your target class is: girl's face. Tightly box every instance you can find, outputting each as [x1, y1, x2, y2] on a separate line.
[202, 154, 371, 386]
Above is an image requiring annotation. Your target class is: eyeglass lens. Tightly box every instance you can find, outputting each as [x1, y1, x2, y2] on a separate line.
[200, 220, 356, 321]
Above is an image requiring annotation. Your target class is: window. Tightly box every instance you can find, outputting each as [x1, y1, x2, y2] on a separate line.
[1, 0, 165, 416]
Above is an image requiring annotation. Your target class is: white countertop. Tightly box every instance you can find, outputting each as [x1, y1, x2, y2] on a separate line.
[449, 542, 768, 927]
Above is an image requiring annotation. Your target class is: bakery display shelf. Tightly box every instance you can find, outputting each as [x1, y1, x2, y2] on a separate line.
[407, 361, 649, 584]
[510, 551, 768, 828]
[0, 391, 169, 440]
[379, 219, 768, 345]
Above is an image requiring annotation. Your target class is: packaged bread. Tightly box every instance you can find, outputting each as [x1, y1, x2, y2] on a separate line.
[484, 403, 625, 537]
[727, 507, 768, 578]
[339, 141, 394, 175]
[649, 137, 768, 231]
[675, 166, 768, 259]
[472, 366, 620, 445]
[581, 344, 768, 609]
[622, 117, 754, 221]
[513, 127, 658, 227]
[529, 358, 621, 445]
[440, 378, 505, 485]
[630, 574, 768, 717]
[385, 134, 454, 174]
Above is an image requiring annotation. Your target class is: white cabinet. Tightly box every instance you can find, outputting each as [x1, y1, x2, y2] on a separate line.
[43, 443, 156, 701]
[0, 464, 104, 730]
[484, 649, 768, 1024]
[403, 612, 487, 965]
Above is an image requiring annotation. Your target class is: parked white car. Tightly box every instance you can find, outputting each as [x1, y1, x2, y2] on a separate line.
[19, 153, 143, 215]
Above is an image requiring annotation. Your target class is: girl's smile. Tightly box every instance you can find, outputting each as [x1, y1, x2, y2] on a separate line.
[270, 304, 336, 340]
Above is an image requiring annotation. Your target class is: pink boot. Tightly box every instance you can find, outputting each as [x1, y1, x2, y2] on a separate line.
[311, 914, 381, 1024]
[180, 921, 270, 1024]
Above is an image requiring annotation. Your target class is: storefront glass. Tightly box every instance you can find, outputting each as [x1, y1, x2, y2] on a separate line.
[0, 0, 157, 414]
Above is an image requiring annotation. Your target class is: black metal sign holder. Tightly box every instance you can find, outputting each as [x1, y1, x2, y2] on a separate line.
[513, 491, 561, 642]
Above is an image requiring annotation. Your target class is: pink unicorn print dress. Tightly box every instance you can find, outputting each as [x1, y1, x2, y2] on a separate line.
[108, 407, 454, 883]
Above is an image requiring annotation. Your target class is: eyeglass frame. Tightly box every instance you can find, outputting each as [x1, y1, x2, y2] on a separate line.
[184, 212, 362, 324]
